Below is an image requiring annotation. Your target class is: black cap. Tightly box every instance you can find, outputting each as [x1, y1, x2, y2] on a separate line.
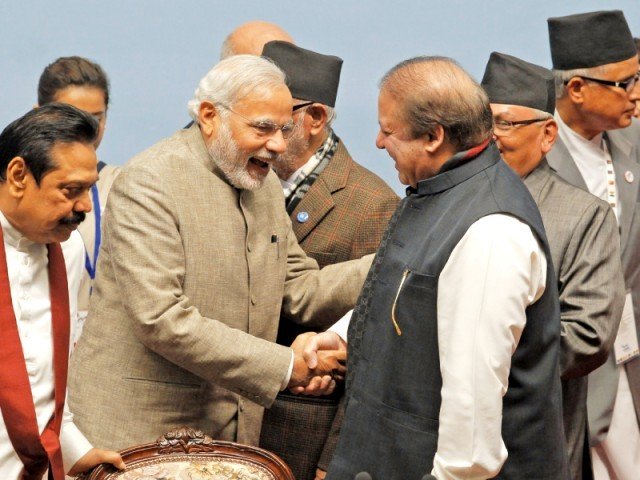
[548, 10, 637, 69]
[261, 41, 343, 107]
[481, 52, 555, 114]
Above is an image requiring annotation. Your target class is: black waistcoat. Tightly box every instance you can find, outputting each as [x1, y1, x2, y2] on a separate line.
[328, 144, 567, 480]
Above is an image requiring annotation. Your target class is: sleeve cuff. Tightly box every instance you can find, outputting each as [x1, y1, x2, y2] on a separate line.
[280, 350, 294, 391]
[61, 420, 93, 474]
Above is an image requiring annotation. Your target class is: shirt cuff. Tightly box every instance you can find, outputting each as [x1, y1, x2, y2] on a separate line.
[328, 309, 352, 342]
[280, 350, 294, 391]
[61, 420, 93, 474]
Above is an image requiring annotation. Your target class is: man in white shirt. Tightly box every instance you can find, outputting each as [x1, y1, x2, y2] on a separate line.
[310, 56, 567, 479]
[482, 51, 626, 480]
[547, 10, 640, 479]
[0, 104, 124, 479]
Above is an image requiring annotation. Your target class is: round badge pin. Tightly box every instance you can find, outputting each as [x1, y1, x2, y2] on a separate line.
[625, 170, 634, 183]
[297, 211, 310, 223]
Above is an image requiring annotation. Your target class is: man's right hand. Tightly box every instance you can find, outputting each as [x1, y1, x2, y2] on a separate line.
[288, 348, 346, 393]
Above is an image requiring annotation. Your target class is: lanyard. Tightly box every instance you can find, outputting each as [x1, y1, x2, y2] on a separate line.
[84, 183, 101, 280]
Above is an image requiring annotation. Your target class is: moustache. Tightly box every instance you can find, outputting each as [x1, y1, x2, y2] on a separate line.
[59, 211, 86, 226]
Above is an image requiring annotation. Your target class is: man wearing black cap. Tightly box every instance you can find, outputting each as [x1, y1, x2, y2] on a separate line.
[259, 41, 398, 480]
[548, 10, 640, 478]
[482, 51, 625, 480]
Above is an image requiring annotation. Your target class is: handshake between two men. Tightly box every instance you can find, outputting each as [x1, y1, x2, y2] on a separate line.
[287, 331, 348, 396]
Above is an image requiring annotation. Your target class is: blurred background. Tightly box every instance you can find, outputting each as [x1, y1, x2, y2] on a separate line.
[2, 0, 639, 194]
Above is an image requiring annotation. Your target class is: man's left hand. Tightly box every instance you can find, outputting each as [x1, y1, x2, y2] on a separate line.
[67, 448, 126, 476]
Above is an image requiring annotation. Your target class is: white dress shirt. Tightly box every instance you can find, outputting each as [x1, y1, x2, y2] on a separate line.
[555, 111, 620, 221]
[0, 211, 92, 479]
[331, 214, 546, 479]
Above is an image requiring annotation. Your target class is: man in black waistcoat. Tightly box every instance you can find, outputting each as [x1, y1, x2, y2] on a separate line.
[320, 56, 568, 479]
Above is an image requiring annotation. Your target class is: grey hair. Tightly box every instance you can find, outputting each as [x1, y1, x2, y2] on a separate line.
[187, 55, 286, 122]
[528, 108, 554, 120]
[325, 105, 337, 129]
[553, 65, 607, 99]
[380, 56, 493, 151]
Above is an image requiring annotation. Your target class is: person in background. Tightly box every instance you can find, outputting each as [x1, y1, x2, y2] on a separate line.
[481, 51, 625, 479]
[548, 10, 640, 478]
[0, 104, 124, 479]
[259, 41, 398, 480]
[220, 20, 294, 59]
[37, 56, 119, 343]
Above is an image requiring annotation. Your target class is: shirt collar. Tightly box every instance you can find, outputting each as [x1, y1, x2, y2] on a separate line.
[0, 209, 35, 251]
[555, 109, 604, 151]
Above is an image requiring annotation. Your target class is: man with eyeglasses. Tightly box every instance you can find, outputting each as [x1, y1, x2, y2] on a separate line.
[258, 41, 398, 480]
[67, 55, 373, 452]
[482, 51, 625, 480]
[547, 10, 640, 479]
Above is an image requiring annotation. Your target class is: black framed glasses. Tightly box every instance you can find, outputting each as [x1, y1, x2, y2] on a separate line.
[218, 104, 296, 139]
[292, 101, 314, 112]
[493, 118, 548, 136]
[567, 72, 640, 93]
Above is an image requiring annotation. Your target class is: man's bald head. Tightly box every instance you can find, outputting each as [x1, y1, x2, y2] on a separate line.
[221, 21, 294, 59]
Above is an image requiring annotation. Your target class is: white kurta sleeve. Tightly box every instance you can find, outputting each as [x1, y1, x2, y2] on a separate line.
[60, 402, 93, 473]
[431, 214, 547, 480]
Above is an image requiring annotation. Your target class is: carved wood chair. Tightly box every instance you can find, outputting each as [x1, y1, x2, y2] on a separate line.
[77, 427, 295, 480]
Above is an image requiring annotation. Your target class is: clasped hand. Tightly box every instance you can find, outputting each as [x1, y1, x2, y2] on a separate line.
[287, 331, 347, 396]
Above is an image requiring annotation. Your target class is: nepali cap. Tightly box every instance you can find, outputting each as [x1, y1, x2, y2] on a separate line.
[262, 40, 343, 107]
[481, 52, 555, 114]
[548, 10, 636, 70]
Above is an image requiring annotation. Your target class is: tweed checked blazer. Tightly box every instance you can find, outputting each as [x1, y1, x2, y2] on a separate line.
[67, 125, 372, 451]
[524, 160, 625, 480]
[289, 140, 399, 268]
[547, 120, 640, 446]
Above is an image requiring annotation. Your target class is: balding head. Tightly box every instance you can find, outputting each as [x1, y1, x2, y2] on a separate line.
[380, 56, 493, 151]
[221, 21, 294, 59]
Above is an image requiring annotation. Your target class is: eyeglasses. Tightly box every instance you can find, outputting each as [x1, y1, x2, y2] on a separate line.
[292, 101, 314, 112]
[566, 72, 640, 93]
[217, 104, 297, 139]
[492, 118, 548, 136]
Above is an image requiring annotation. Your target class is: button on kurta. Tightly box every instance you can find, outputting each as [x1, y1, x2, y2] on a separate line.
[250, 294, 257, 305]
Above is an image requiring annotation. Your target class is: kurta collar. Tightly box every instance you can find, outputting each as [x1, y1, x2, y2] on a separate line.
[0, 209, 35, 251]
[414, 140, 498, 196]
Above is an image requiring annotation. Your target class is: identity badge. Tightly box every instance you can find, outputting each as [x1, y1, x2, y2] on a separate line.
[614, 292, 640, 364]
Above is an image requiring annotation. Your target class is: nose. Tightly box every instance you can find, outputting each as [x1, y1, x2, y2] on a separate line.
[266, 130, 287, 154]
[375, 130, 385, 150]
[76, 189, 93, 214]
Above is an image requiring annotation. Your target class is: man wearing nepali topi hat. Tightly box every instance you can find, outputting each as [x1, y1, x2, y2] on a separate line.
[259, 40, 398, 480]
[548, 10, 640, 479]
[482, 51, 625, 480]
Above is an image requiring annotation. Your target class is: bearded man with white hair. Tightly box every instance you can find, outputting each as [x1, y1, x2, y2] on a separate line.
[67, 55, 371, 450]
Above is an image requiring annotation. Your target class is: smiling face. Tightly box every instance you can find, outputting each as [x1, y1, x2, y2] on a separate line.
[204, 84, 293, 190]
[376, 88, 432, 187]
[5, 141, 98, 243]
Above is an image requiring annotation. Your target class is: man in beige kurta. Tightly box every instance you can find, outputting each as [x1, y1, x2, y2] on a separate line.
[67, 55, 371, 450]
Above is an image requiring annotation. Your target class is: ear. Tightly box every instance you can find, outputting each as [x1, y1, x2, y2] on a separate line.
[5, 157, 30, 199]
[424, 124, 446, 153]
[565, 77, 586, 105]
[541, 119, 558, 154]
[306, 104, 328, 136]
[198, 101, 222, 139]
